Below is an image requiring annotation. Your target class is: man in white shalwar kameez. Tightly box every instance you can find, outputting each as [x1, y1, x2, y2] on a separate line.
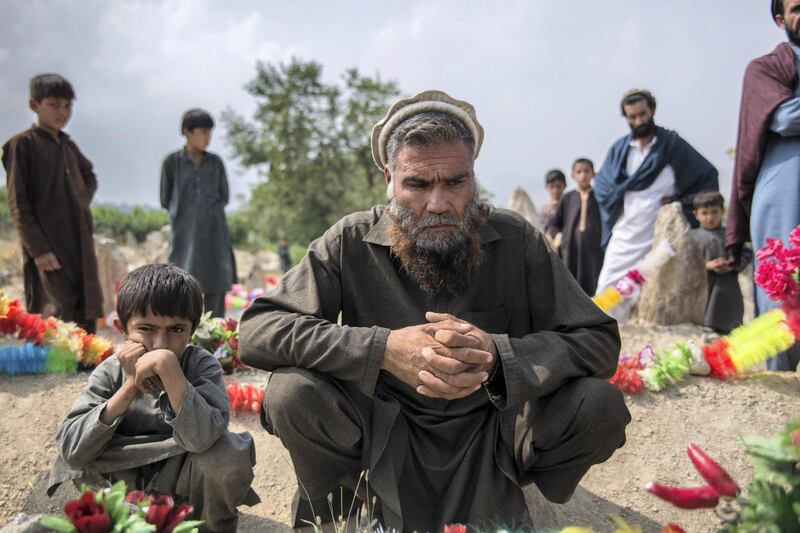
[594, 90, 719, 293]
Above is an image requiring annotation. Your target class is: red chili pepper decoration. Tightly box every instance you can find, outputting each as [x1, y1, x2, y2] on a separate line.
[645, 482, 720, 509]
[686, 443, 740, 498]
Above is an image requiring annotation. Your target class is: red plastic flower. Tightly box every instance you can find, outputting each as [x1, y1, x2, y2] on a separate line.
[124, 491, 147, 505]
[756, 237, 785, 262]
[789, 225, 800, 248]
[224, 318, 238, 332]
[608, 356, 644, 394]
[443, 524, 467, 533]
[703, 338, 737, 380]
[64, 492, 111, 533]
[227, 336, 239, 352]
[755, 261, 798, 302]
[626, 269, 646, 285]
[145, 494, 193, 533]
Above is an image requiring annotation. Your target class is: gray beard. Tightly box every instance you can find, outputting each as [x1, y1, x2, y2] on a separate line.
[387, 198, 485, 295]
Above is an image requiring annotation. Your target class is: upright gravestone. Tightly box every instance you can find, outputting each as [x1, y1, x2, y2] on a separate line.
[506, 186, 543, 231]
[94, 236, 129, 317]
[634, 202, 707, 325]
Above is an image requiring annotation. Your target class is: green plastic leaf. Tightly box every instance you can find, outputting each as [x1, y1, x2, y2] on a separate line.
[170, 520, 204, 533]
[39, 516, 77, 532]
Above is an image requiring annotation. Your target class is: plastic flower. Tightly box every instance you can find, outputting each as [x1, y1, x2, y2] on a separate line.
[81, 334, 114, 367]
[755, 261, 798, 301]
[789, 225, 800, 248]
[124, 490, 147, 505]
[63, 492, 111, 533]
[756, 237, 785, 262]
[146, 494, 194, 533]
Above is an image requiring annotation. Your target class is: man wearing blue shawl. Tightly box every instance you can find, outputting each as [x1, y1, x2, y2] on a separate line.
[594, 90, 719, 293]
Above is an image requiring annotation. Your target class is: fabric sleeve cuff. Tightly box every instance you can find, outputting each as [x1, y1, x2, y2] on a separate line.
[160, 385, 194, 424]
[488, 334, 522, 410]
[95, 402, 123, 430]
[360, 326, 390, 398]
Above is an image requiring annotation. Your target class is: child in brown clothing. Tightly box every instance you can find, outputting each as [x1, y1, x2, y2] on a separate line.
[1, 74, 102, 332]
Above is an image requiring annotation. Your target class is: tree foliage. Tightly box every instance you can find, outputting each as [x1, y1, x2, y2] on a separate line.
[91, 205, 168, 243]
[223, 58, 400, 244]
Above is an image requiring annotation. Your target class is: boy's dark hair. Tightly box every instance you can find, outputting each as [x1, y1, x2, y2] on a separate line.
[545, 169, 567, 185]
[30, 73, 75, 102]
[692, 190, 725, 210]
[620, 89, 657, 116]
[116, 264, 204, 333]
[181, 108, 215, 133]
[572, 158, 595, 172]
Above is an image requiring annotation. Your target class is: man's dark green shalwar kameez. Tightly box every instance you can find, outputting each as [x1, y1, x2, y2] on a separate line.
[240, 206, 630, 531]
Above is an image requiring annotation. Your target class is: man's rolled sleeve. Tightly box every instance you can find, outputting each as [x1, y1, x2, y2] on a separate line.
[361, 326, 390, 396]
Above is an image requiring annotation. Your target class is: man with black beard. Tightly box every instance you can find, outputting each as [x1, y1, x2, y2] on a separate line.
[239, 90, 630, 531]
[726, 0, 800, 371]
[594, 89, 718, 296]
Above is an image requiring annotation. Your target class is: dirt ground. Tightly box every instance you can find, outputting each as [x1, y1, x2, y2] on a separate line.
[1, 322, 799, 533]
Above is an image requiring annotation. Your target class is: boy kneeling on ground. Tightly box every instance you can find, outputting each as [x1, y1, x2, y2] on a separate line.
[47, 264, 260, 532]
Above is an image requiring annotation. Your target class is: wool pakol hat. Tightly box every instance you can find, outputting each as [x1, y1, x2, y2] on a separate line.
[370, 89, 484, 170]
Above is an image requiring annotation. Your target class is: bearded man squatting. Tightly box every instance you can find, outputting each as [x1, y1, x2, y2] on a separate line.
[239, 90, 631, 531]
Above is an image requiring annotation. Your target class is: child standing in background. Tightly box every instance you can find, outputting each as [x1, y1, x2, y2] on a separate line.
[690, 191, 752, 334]
[1, 74, 103, 332]
[548, 158, 604, 295]
[160, 109, 236, 317]
[539, 168, 566, 232]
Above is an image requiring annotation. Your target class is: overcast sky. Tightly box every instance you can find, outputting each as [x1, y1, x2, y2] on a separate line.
[0, 1, 786, 211]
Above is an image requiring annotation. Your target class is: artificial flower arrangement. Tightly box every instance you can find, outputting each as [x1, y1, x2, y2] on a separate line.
[224, 277, 279, 316]
[0, 292, 113, 375]
[40, 480, 202, 533]
[608, 223, 800, 395]
[226, 381, 264, 414]
[645, 420, 800, 532]
[190, 312, 244, 374]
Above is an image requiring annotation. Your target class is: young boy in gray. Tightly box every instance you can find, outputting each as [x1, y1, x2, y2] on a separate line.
[48, 264, 259, 532]
[690, 191, 752, 334]
[160, 109, 236, 317]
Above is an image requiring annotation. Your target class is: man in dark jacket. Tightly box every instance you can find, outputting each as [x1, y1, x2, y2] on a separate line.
[239, 90, 630, 531]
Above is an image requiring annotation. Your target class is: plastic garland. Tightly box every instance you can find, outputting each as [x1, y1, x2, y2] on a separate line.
[611, 304, 800, 393]
[609, 223, 800, 394]
[592, 240, 676, 318]
[191, 312, 244, 374]
[0, 293, 113, 375]
[226, 382, 264, 414]
[224, 277, 279, 314]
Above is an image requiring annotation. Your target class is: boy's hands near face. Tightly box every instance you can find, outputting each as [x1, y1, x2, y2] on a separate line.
[134, 349, 188, 414]
[117, 340, 146, 382]
[34, 252, 61, 271]
[99, 341, 146, 425]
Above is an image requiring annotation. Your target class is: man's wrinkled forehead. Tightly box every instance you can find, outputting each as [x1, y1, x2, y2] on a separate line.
[394, 142, 475, 178]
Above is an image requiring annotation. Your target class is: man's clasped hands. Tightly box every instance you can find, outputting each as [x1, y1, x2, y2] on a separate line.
[383, 312, 498, 400]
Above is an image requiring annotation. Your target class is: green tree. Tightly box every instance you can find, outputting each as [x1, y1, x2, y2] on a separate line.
[223, 58, 400, 244]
